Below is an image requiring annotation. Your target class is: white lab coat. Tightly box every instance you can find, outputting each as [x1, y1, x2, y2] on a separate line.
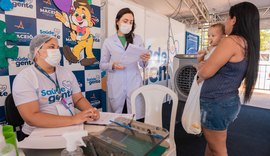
[100, 34, 147, 119]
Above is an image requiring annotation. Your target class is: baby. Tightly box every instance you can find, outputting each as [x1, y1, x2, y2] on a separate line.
[198, 23, 225, 62]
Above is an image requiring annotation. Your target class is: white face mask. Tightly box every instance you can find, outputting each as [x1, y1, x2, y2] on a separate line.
[44, 49, 61, 67]
[119, 23, 132, 34]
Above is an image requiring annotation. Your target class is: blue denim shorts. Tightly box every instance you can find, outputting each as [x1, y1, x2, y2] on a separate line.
[200, 96, 241, 130]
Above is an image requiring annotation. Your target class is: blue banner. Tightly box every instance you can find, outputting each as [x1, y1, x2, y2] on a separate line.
[6, 15, 36, 46]
[185, 32, 199, 55]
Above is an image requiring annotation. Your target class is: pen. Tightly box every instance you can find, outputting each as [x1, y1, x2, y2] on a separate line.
[109, 120, 132, 130]
[84, 122, 107, 126]
[149, 133, 164, 139]
[109, 120, 164, 139]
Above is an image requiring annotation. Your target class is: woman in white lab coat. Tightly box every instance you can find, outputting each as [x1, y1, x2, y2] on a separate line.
[100, 8, 150, 120]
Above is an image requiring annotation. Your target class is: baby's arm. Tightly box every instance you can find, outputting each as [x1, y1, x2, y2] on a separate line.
[197, 46, 214, 62]
[197, 50, 207, 62]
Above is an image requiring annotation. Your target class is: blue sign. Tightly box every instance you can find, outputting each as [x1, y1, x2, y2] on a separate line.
[185, 32, 199, 55]
[72, 70, 85, 92]
[91, 5, 100, 28]
[62, 25, 77, 47]
[86, 89, 102, 108]
[6, 15, 36, 46]
[36, 0, 60, 21]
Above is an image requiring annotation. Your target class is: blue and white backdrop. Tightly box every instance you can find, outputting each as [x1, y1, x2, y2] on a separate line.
[0, 0, 105, 123]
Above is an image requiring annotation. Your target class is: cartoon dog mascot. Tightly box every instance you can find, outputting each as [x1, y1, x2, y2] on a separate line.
[55, 0, 96, 66]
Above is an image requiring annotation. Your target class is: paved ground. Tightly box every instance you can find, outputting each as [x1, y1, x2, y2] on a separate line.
[240, 89, 270, 109]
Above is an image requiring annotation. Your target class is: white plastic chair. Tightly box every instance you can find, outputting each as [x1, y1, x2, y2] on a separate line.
[130, 84, 178, 156]
[168, 63, 175, 92]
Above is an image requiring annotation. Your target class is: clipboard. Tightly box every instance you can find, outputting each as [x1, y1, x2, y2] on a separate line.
[85, 112, 134, 126]
[83, 117, 169, 156]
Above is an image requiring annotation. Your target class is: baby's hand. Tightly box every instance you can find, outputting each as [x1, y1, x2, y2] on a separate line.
[197, 50, 207, 58]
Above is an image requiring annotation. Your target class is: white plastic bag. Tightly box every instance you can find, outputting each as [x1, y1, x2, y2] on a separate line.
[181, 73, 202, 134]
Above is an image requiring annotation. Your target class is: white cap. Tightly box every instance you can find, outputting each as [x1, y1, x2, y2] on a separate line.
[29, 34, 57, 60]
[62, 130, 88, 152]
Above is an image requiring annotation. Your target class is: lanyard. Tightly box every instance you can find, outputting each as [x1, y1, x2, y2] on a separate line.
[34, 63, 61, 94]
[34, 64, 73, 116]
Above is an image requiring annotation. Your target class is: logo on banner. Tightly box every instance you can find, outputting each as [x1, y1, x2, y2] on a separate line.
[14, 20, 24, 29]
[6, 15, 36, 46]
[11, 57, 33, 67]
[37, 0, 59, 20]
[40, 28, 61, 39]
[0, 84, 8, 97]
[62, 26, 76, 47]
[89, 93, 100, 107]
[14, 20, 34, 44]
[43, 0, 51, 5]
[86, 75, 100, 86]
[12, 0, 34, 9]
[14, 21, 34, 43]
